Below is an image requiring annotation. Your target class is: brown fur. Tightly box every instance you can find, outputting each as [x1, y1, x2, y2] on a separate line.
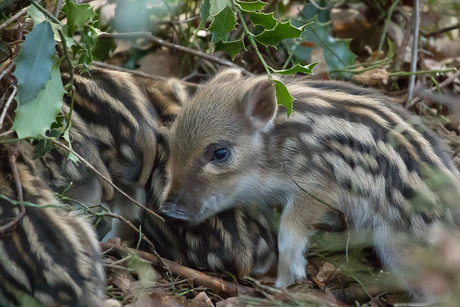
[0, 141, 119, 307]
[163, 69, 460, 300]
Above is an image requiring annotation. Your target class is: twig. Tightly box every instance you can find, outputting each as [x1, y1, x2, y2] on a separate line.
[0, 62, 15, 82]
[406, 0, 420, 108]
[0, 146, 26, 236]
[432, 69, 460, 90]
[53, 0, 63, 18]
[49, 138, 165, 222]
[390, 68, 457, 76]
[420, 22, 460, 38]
[0, 7, 28, 31]
[0, 130, 14, 139]
[98, 32, 254, 76]
[394, 8, 414, 71]
[308, 0, 329, 10]
[91, 61, 199, 88]
[99, 242, 258, 298]
[101, 211, 171, 275]
[172, 16, 200, 24]
[0, 86, 17, 130]
[30, 1, 63, 26]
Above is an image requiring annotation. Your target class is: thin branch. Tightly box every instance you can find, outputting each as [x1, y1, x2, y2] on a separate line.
[394, 8, 414, 71]
[98, 32, 254, 76]
[0, 147, 26, 236]
[0, 130, 14, 139]
[0, 7, 28, 31]
[389, 68, 457, 76]
[406, 0, 420, 108]
[49, 138, 166, 223]
[308, 0, 330, 10]
[91, 61, 199, 88]
[100, 211, 171, 276]
[53, 0, 63, 18]
[0, 62, 15, 82]
[0, 86, 17, 130]
[100, 242, 259, 298]
[421, 22, 460, 38]
[172, 16, 200, 24]
[432, 69, 460, 90]
[30, 1, 63, 26]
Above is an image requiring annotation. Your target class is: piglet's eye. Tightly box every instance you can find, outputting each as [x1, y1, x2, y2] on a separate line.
[212, 148, 229, 162]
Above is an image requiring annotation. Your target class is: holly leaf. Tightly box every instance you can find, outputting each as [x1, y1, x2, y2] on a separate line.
[210, 0, 228, 15]
[14, 20, 55, 103]
[245, 11, 277, 30]
[236, 0, 266, 11]
[27, 5, 46, 25]
[254, 21, 305, 48]
[299, 17, 357, 78]
[272, 63, 318, 75]
[200, 0, 211, 29]
[214, 39, 246, 59]
[62, 0, 96, 36]
[208, 5, 237, 42]
[273, 80, 294, 117]
[12, 66, 65, 139]
[32, 128, 62, 159]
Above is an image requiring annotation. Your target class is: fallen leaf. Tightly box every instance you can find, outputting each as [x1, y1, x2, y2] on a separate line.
[353, 68, 390, 86]
[215, 297, 241, 307]
[190, 292, 214, 307]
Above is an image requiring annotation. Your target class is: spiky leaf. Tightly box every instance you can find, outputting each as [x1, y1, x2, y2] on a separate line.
[273, 80, 294, 117]
[62, 0, 96, 36]
[14, 20, 55, 103]
[214, 39, 246, 59]
[299, 17, 357, 78]
[200, 0, 211, 29]
[210, 0, 228, 15]
[254, 21, 304, 48]
[13, 67, 65, 139]
[245, 11, 277, 30]
[272, 63, 318, 75]
[208, 5, 237, 42]
[236, 0, 266, 11]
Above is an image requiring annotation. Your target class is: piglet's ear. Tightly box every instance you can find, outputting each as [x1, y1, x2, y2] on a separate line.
[242, 80, 277, 130]
[213, 68, 243, 83]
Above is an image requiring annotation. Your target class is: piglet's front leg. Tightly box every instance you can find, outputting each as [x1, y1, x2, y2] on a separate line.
[275, 196, 330, 288]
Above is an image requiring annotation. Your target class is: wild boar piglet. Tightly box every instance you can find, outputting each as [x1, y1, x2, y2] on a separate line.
[161, 68, 460, 300]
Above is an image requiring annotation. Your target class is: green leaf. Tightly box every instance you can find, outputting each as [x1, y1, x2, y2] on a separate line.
[13, 66, 65, 139]
[28, 5, 63, 41]
[200, 0, 211, 29]
[214, 39, 246, 59]
[210, 0, 228, 15]
[254, 21, 305, 48]
[62, 0, 96, 36]
[208, 5, 237, 42]
[245, 11, 277, 30]
[27, 5, 46, 25]
[61, 25, 76, 48]
[14, 20, 55, 103]
[33, 128, 62, 159]
[236, 0, 266, 11]
[299, 17, 357, 78]
[272, 63, 318, 75]
[273, 80, 294, 117]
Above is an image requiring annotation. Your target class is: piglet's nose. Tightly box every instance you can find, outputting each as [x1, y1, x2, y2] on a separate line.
[159, 200, 190, 226]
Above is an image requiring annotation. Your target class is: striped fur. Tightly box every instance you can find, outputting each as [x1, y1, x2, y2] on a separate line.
[0, 142, 118, 307]
[43, 68, 276, 276]
[162, 69, 460, 299]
